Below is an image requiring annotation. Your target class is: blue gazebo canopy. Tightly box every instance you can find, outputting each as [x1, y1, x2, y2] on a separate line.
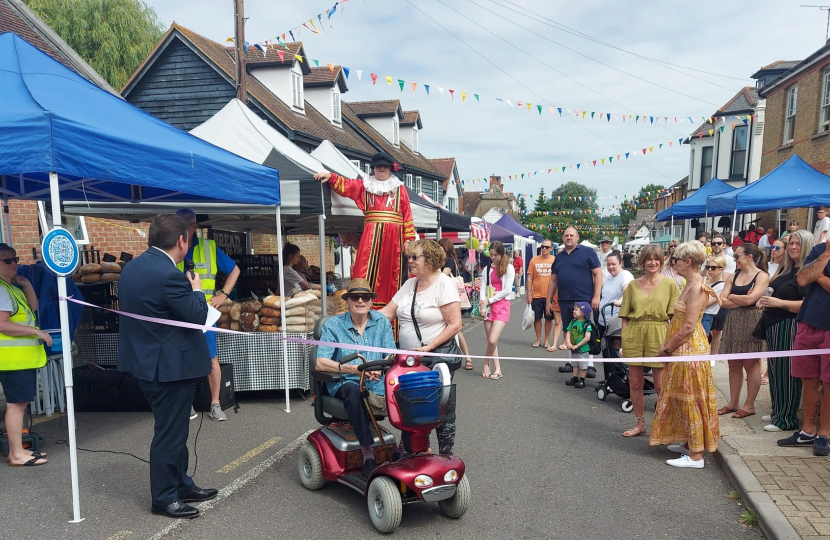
[707, 155, 830, 215]
[655, 178, 735, 221]
[493, 214, 543, 242]
[0, 32, 280, 205]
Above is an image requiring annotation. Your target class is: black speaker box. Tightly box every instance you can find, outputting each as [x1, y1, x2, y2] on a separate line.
[73, 366, 150, 412]
[193, 363, 238, 413]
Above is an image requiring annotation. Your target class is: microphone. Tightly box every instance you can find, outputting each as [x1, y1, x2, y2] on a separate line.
[184, 259, 195, 278]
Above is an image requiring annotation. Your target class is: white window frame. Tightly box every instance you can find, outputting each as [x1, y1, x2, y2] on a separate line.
[821, 70, 830, 133]
[448, 197, 457, 213]
[784, 84, 797, 144]
[37, 201, 90, 245]
[392, 117, 400, 147]
[405, 174, 413, 189]
[700, 146, 713, 186]
[364, 163, 371, 175]
[412, 128, 419, 154]
[414, 176, 422, 194]
[349, 159, 361, 171]
[433, 180, 439, 201]
[332, 91, 341, 123]
[291, 72, 303, 109]
[730, 125, 749, 179]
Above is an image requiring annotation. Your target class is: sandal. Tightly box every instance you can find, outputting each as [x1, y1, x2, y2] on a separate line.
[623, 416, 647, 437]
[732, 409, 755, 419]
[717, 407, 738, 416]
[545, 345, 557, 352]
[532, 342, 541, 348]
[464, 360, 473, 370]
[9, 456, 47, 467]
[489, 373, 503, 380]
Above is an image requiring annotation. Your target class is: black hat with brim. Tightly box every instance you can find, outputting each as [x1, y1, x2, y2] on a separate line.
[369, 151, 396, 169]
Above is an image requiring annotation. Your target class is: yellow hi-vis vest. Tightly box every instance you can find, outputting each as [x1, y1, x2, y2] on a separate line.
[0, 279, 47, 372]
[176, 236, 218, 299]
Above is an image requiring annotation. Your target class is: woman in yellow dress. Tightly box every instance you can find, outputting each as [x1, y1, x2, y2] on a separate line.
[618, 244, 679, 437]
[651, 241, 720, 469]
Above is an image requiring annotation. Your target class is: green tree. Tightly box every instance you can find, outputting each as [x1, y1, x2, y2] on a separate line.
[523, 182, 604, 243]
[620, 183, 665, 227]
[533, 187, 549, 213]
[518, 195, 528, 214]
[26, 0, 165, 89]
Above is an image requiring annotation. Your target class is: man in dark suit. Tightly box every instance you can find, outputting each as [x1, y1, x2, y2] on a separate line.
[118, 214, 218, 519]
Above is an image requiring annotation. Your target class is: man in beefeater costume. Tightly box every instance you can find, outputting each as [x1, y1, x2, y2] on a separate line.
[314, 152, 416, 309]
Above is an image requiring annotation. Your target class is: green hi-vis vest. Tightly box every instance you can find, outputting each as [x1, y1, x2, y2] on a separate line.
[0, 280, 47, 372]
[176, 237, 218, 299]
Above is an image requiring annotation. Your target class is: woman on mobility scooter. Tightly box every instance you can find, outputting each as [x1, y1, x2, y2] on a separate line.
[301, 278, 470, 533]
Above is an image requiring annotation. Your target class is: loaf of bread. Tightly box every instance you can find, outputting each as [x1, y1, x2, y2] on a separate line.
[229, 303, 242, 321]
[101, 273, 120, 282]
[81, 273, 102, 283]
[241, 300, 262, 313]
[284, 306, 308, 318]
[230, 322, 241, 331]
[260, 316, 279, 326]
[100, 262, 122, 273]
[258, 325, 280, 332]
[218, 305, 230, 314]
[260, 306, 280, 318]
[283, 315, 307, 326]
[217, 313, 230, 325]
[222, 297, 233, 307]
[263, 295, 282, 309]
[240, 312, 260, 332]
[79, 263, 102, 274]
[285, 324, 314, 333]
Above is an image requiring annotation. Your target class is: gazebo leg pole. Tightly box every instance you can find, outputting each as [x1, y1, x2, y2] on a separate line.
[275, 206, 290, 413]
[732, 209, 738, 242]
[50, 172, 84, 523]
[777, 209, 782, 239]
[318, 214, 327, 315]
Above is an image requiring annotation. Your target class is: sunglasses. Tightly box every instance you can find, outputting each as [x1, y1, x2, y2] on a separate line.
[704, 265, 722, 271]
[406, 254, 424, 261]
[711, 241, 723, 246]
[346, 294, 374, 302]
[601, 241, 611, 244]
[772, 246, 783, 251]
[1, 257, 20, 264]
[541, 245, 552, 249]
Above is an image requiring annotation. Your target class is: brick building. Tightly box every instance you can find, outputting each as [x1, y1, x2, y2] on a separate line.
[757, 47, 830, 232]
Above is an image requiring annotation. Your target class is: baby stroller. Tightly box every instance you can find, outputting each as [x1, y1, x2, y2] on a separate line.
[595, 304, 655, 412]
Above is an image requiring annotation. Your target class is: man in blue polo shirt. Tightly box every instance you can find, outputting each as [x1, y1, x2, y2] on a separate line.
[779, 238, 830, 455]
[546, 227, 602, 374]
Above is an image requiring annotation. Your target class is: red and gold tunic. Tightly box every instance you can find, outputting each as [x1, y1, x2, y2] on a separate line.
[329, 173, 416, 308]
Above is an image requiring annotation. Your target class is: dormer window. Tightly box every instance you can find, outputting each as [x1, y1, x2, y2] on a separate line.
[392, 117, 400, 147]
[291, 72, 303, 109]
[332, 92, 341, 123]
[412, 128, 419, 154]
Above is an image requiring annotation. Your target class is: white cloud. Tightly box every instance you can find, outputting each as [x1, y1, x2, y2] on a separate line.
[145, 0, 825, 204]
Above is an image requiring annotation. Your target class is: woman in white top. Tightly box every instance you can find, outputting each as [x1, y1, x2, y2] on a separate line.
[702, 255, 727, 336]
[598, 251, 634, 327]
[282, 243, 322, 295]
[382, 239, 462, 455]
[767, 239, 785, 278]
[479, 241, 514, 380]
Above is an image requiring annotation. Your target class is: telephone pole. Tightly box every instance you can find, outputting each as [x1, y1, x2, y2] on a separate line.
[800, 5, 830, 42]
[233, 0, 247, 101]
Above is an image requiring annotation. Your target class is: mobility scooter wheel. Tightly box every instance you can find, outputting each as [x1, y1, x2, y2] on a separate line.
[621, 399, 634, 413]
[298, 442, 326, 490]
[439, 474, 471, 518]
[596, 387, 607, 401]
[367, 476, 403, 533]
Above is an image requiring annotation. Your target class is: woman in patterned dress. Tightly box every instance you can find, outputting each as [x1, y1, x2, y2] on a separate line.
[315, 152, 416, 310]
[650, 241, 720, 469]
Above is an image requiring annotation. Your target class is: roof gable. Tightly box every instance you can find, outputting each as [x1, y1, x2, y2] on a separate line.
[304, 66, 347, 91]
[349, 99, 403, 120]
[759, 42, 830, 97]
[401, 110, 422, 129]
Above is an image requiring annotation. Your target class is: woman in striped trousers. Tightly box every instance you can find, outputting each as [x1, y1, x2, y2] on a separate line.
[758, 230, 815, 432]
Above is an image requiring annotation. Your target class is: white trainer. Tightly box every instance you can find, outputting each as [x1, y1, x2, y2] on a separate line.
[764, 424, 782, 432]
[761, 415, 772, 422]
[667, 443, 691, 455]
[209, 403, 227, 421]
[667, 455, 704, 469]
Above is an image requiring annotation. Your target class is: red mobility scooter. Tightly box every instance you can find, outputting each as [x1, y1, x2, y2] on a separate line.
[299, 323, 470, 533]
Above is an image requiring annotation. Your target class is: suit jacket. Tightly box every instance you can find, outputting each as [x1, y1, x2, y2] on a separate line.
[118, 247, 210, 382]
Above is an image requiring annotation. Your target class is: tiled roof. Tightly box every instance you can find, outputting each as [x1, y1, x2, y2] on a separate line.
[760, 60, 801, 71]
[462, 191, 483, 215]
[759, 42, 830, 97]
[429, 157, 456, 191]
[716, 87, 758, 116]
[234, 42, 303, 64]
[124, 24, 375, 157]
[304, 66, 347, 91]
[342, 102, 441, 177]
[348, 100, 402, 118]
[401, 110, 422, 128]
[1, 0, 115, 92]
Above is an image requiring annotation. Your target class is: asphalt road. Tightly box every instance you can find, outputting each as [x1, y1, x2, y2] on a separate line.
[1, 299, 763, 540]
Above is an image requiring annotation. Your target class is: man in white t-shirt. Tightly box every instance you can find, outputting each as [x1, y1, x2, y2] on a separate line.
[814, 207, 830, 244]
[705, 234, 736, 274]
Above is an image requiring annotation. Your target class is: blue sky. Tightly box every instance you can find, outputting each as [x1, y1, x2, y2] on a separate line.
[145, 0, 826, 211]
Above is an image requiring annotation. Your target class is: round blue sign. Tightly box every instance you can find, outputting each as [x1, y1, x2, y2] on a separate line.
[41, 227, 80, 277]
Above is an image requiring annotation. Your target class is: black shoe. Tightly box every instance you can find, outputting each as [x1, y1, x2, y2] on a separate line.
[362, 458, 377, 478]
[151, 501, 199, 519]
[575, 379, 586, 389]
[815, 436, 830, 456]
[777, 431, 817, 447]
[558, 363, 573, 373]
[566, 376, 577, 386]
[180, 486, 218, 503]
[586, 367, 597, 378]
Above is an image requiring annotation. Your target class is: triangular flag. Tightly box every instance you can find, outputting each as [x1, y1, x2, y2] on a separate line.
[668, 141, 673, 147]
[438, 87, 444, 93]
[289, 30, 295, 41]
[593, 160, 597, 167]
[591, 112, 595, 118]
[356, 70, 363, 81]
[327, 63, 335, 73]
[226, 37, 234, 42]
[385, 76, 392, 85]
[601, 158, 605, 164]
[617, 154, 620, 161]
[642, 148, 647, 154]
[411, 82, 417, 93]
[343, 67, 350, 79]
[708, 129, 714, 137]
[659, 144, 663, 149]
[398, 79, 405, 91]
[371, 73, 378, 84]
[636, 115, 640, 123]
[609, 156, 613, 163]
[474, 94, 479, 101]
[313, 59, 320, 67]
[277, 50, 285, 62]
[462, 92, 467, 101]
[577, 163, 581, 170]
[527, 103, 531, 110]
[449, 89, 455, 99]
[425, 84, 430, 95]
[720, 126, 725, 132]
[537, 104, 542, 115]
[650, 116, 654, 124]
[557, 107, 562, 116]
[582, 111, 587, 119]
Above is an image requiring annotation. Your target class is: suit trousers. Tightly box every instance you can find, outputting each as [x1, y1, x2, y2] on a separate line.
[138, 376, 198, 506]
[340, 383, 375, 448]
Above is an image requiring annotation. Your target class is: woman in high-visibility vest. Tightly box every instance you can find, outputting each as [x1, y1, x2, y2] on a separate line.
[0, 244, 52, 467]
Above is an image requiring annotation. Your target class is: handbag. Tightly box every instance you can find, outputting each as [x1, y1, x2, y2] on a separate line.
[450, 263, 472, 310]
[751, 315, 767, 341]
[410, 279, 463, 371]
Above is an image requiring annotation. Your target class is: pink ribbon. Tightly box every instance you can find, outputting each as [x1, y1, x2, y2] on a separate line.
[60, 296, 830, 364]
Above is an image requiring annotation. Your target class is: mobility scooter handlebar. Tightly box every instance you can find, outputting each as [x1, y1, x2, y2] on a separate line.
[356, 355, 434, 372]
[338, 352, 362, 364]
